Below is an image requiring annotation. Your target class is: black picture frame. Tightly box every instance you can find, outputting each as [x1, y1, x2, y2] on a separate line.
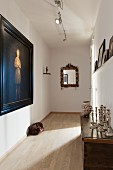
[102, 49, 109, 65]
[98, 39, 106, 68]
[94, 60, 98, 72]
[0, 15, 33, 115]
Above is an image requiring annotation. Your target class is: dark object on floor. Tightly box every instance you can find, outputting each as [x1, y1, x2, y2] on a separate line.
[26, 122, 44, 136]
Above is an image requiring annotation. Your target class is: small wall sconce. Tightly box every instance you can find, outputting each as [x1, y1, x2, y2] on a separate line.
[43, 66, 51, 75]
[46, 67, 48, 73]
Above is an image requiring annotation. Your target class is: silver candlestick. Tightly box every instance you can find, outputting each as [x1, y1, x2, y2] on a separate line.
[103, 106, 108, 130]
[95, 107, 98, 122]
[90, 109, 97, 129]
[105, 109, 113, 136]
[94, 107, 98, 128]
[100, 105, 104, 126]
[97, 108, 104, 132]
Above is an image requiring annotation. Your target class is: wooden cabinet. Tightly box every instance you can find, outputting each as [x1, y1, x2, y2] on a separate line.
[81, 116, 113, 170]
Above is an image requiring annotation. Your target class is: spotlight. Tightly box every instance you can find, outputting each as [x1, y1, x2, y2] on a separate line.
[55, 18, 62, 24]
[55, 12, 62, 24]
[55, 18, 60, 24]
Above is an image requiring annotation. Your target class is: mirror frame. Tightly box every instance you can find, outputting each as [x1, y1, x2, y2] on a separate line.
[60, 63, 79, 88]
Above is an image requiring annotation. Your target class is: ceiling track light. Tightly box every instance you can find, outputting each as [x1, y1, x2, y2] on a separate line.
[55, 11, 67, 42]
[55, 18, 61, 24]
[61, 22, 67, 42]
[54, 0, 63, 10]
[55, 12, 62, 24]
[63, 30, 67, 42]
[54, 0, 67, 42]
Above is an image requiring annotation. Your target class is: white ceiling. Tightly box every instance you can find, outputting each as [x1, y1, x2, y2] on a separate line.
[15, 0, 101, 48]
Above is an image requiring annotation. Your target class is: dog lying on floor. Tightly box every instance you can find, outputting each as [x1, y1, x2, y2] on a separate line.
[26, 122, 44, 136]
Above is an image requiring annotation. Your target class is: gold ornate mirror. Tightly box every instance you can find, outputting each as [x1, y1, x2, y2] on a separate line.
[60, 63, 79, 89]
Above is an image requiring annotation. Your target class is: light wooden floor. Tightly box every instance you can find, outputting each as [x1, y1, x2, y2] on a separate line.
[0, 113, 83, 170]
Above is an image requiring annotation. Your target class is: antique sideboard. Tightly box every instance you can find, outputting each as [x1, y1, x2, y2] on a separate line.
[81, 116, 113, 170]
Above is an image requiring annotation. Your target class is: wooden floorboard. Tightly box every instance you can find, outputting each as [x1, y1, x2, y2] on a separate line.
[0, 112, 83, 170]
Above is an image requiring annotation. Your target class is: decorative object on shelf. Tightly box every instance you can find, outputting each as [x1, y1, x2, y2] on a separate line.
[98, 39, 106, 68]
[97, 106, 105, 132]
[89, 105, 113, 136]
[82, 101, 92, 118]
[0, 15, 33, 116]
[90, 107, 99, 129]
[60, 63, 79, 89]
[109, 36, 113, 58]
[105, 109, 113, 136]
[103, 106, 108, 130]
[95, 107, 98, 122]
[90, 110, 97, 129]
[43, 66, 51, 75]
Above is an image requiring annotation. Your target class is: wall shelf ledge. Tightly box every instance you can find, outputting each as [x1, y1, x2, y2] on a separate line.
[43, 73, 51, 75]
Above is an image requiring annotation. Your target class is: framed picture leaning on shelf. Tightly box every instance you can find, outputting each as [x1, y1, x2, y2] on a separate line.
[102, 49, 109, 65]
[98, 39, 106, 68]
[109, 36, 113, 58]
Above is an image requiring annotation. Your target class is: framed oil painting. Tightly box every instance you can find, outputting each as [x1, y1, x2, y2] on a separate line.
[98, 39, 106, 68]
[0, 15, 33, 115]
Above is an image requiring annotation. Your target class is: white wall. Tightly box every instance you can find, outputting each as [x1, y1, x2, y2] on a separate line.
[50, 46, 91, 112]
[0, 0, 51, 158]
[30, 25, 51, 123]
[92, 0, 113, 126]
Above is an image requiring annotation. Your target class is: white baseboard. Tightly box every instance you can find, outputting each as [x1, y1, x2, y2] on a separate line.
[51, 111, 81, 114]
